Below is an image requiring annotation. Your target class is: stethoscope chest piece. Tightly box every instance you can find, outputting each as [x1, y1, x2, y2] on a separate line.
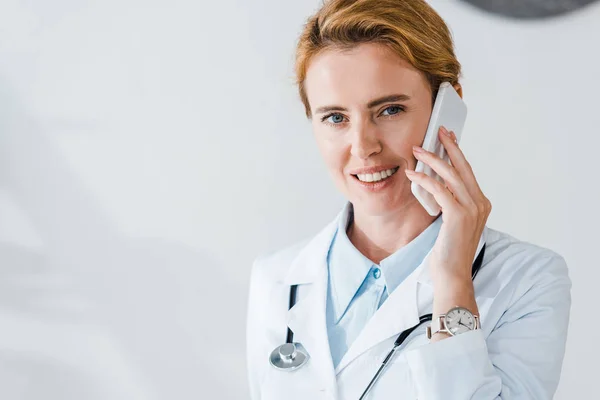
[269, 342, 309, 371]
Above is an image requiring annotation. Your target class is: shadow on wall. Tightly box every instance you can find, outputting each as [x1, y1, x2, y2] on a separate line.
[0, 81, 231, 399]
[459, 0, 599, 18]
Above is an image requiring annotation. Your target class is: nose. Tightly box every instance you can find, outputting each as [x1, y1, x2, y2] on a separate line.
[350, 122, 382, 160]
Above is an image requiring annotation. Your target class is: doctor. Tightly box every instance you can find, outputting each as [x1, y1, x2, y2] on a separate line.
[246, 0, 571, 399]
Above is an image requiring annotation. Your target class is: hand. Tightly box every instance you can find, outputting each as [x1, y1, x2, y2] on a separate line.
[404, 126, 492, 341]
[405, 125, 491, 281]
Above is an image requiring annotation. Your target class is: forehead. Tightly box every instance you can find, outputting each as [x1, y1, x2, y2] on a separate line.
[304, 43, 431, 108]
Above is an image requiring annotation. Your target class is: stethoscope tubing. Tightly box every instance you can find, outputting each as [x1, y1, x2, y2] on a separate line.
[358, 314, 433, 400]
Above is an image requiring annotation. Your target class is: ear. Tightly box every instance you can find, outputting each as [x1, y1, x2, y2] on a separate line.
[453, 83, 463, 99]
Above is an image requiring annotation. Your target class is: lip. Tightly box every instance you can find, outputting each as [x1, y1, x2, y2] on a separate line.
[347, 164, 400, 175]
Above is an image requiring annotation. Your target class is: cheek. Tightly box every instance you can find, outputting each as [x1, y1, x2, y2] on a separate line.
[383, 129, 419, 158]
[313, 132, 349, 173]
[323, 144, 348, 171]
[383, 115, 429, 155]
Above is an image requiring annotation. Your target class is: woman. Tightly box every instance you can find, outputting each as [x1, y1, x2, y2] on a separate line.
[246, 0, 571, 399]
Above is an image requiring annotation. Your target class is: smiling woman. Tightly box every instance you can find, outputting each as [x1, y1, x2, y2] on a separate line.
[246, 1, 571, 399]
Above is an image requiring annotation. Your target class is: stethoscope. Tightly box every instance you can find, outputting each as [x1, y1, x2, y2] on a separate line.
[269, 244, 486, 399]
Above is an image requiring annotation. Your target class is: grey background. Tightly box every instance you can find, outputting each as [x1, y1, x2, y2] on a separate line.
[0, 0, 596, 398]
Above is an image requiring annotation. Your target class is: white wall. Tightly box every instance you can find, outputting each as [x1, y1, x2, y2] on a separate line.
[0, 0, 596, 398]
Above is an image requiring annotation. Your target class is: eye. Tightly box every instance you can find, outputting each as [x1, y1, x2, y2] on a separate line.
[321, 113, 347, 125]
[380, 105, 404, 117]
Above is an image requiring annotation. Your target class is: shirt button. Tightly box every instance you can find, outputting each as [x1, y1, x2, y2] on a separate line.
[372, 267, 381, 279]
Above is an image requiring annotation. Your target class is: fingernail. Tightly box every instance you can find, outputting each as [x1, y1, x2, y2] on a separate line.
[440, 126, 451, 137]
[405, 169, 415, 175]
[413, 145, 423, 153]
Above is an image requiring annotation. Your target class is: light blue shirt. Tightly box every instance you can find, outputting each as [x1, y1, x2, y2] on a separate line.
[325, 202, 442, 368]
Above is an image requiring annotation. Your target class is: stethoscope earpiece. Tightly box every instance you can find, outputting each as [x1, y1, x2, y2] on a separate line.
[269, 342, 310, 371]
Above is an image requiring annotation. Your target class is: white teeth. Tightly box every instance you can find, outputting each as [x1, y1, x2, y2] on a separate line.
[356, 167, 399, 183]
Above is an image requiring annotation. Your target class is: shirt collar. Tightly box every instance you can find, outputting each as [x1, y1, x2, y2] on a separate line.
[327, 202, 442, 323]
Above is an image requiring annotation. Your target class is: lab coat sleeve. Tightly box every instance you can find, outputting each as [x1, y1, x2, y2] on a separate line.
[404, 255, 571, 400]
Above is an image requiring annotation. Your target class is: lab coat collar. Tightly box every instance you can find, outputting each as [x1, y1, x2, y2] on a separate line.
[282, 207, 342, 286]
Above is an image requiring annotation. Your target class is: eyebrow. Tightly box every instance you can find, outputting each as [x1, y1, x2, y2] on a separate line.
[313, 94, 411, 115]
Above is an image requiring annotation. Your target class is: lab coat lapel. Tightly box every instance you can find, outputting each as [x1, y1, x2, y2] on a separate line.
[282, 215, 340, 395]
[334, 266, 420, 374]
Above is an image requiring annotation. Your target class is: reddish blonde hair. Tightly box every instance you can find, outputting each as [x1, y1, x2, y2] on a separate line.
[295, 0, 462, 117]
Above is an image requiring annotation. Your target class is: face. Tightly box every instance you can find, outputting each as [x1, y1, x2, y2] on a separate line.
[304, 43, 433, 217]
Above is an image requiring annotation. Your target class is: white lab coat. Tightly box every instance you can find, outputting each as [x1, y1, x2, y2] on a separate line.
[246, 210, 571, 399]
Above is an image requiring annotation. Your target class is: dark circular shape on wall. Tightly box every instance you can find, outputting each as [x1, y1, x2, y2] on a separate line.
[460, 0, 599, 19]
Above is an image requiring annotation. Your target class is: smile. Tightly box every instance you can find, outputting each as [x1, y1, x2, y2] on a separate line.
[353, 167, 400, 183]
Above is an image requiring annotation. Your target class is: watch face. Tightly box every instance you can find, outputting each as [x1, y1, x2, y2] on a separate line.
[445, 307, 476, 335]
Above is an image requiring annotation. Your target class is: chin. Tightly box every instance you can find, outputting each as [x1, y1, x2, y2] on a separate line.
[350, 194, 411, 217]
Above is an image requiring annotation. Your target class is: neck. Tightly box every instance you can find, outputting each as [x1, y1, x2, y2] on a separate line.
[347, 198, 437, 265]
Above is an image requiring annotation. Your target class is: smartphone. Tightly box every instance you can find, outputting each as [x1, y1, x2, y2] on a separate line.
[410, 82, 467, 216]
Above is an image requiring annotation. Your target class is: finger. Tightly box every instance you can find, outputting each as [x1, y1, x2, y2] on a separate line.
[404, 169, 459, 212]
[438, 126, 483, 196]
[439, 128, 493, 219]
[412, 145, 475, 208]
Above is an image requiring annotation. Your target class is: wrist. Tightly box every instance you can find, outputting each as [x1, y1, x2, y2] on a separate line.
[430, 264, 472, 287]
[432, 275, 475, 300]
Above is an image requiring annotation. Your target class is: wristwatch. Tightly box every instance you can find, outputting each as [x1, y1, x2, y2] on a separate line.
[426, 306, 481, 339]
